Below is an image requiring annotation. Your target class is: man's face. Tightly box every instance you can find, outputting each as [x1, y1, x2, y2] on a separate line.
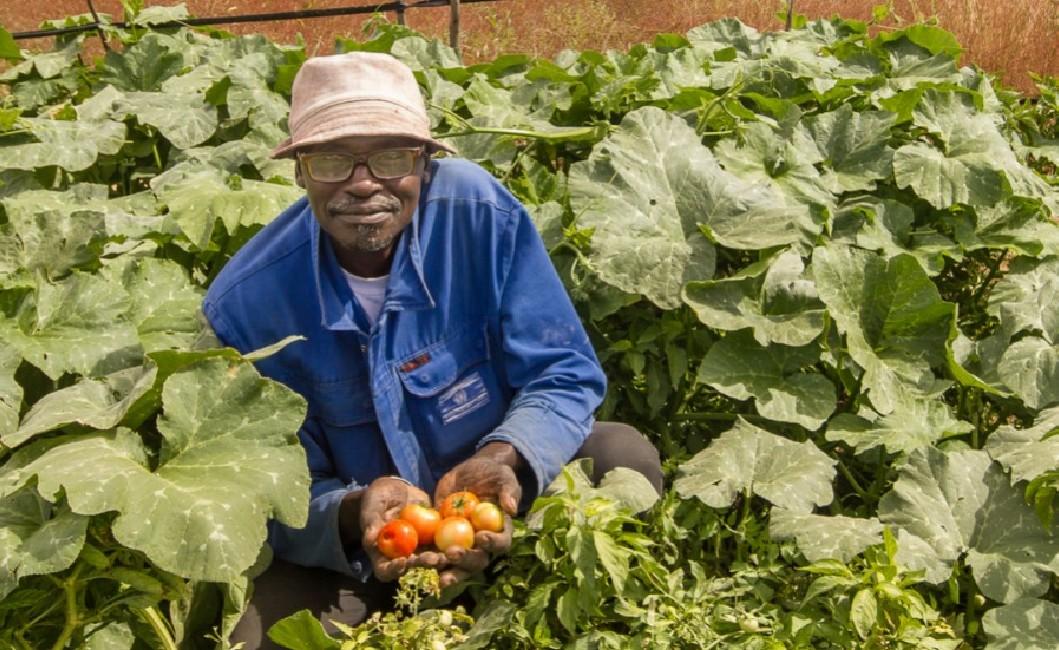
[297, 135, 426, 275]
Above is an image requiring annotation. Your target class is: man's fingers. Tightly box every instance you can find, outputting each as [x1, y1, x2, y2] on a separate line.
[438, 567, 473, 590]
[499, 479, 521, 515]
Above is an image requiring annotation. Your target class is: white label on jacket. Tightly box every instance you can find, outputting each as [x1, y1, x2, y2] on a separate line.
[438, 371, 490, 424]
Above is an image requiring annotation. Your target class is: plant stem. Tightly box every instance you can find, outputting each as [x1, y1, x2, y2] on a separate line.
[837, 459, 870, 502]
[50, 565, 83, 650]
[139, 606, 179, 650]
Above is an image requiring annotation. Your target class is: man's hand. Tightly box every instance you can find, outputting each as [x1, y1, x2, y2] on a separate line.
[433, 442, 523, 588]
[342, 476, 447, 582]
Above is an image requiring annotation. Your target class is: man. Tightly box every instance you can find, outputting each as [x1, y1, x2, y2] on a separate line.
[203, 52, 662, 647]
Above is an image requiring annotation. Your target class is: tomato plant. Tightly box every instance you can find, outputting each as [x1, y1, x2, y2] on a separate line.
[434, 517, 475, 551]
[377, 519, 418, 559]
[438, 491, 480, 519]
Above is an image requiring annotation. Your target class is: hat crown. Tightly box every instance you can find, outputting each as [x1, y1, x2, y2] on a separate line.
[289, 52, 427, 133]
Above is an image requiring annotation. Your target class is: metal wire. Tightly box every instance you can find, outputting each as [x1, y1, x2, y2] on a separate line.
[11, 0, 498, 40]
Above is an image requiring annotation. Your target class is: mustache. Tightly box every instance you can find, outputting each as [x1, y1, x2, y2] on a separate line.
[327, 196, 401, 213]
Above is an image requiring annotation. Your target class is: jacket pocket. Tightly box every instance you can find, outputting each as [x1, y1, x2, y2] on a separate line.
[396, 327, 506, 470]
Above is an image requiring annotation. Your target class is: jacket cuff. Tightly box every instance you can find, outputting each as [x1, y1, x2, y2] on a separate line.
[268, 485, 372, 580]
[478, 401, 592, 507]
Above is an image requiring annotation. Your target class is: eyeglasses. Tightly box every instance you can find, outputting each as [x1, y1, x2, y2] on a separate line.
[298, 147, 423, 183]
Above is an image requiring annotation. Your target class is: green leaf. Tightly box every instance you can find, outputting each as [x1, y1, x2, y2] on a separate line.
[0, 118, 126, 172]
[100, 33, 186, 91]
[955, 199, 1059, 258]
[838, 197, 951, 276]
[696, 331, 836, 430]
[567, 106, 720, 308]
[996, 336, 1059, 410]
[593, 530, 630, 593]
[812, 244, 954, 414]
[4, 364, 157, 448]
[982, 598, 1059, 650]
[1, 271, 142, 380]
[986, 407, 1059, 484]
[683, 248, 826, 347]
[850, 588, 878, 639]
[0, 27, 19, 61]
[115, 257, 205, 352]
[825, 397, 973, 455]
[595, 467, 661, 514]
[0, 360, 309, 581]
[80, 86, 218, 150]
[84, 622, 135, 650]
[988, 257, 1059, 343]
[806, 105, 896, 192]
[769, 509, 883, 562]
[674, 418, 836, 511]
[266, 609, 340, 650]
[878, 447, 1059, 603]
[154, 167, 301, 249]
[0, 347, 21, 438]
[0, 485, 88, 599]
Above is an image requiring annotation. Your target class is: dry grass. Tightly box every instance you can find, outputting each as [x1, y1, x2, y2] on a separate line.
[2, 0, 1057, 93]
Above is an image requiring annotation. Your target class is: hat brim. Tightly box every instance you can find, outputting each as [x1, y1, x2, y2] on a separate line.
[271, 99, 456, 158]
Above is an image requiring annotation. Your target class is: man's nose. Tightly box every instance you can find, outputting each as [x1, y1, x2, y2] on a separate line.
[344, 163, 384, 194]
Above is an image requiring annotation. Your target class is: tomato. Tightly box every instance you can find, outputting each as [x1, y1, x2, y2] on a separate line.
[399, 503, 441, 546]
[438, 491, 480, 519]
[376, 519, 418, 559]
[469, 502, 504, 533]
[434, 516, 475, 551]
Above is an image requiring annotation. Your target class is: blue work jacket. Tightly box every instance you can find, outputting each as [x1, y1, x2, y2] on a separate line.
[202, 158, 606, 575]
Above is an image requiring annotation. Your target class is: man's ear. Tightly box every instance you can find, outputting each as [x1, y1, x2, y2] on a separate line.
[294, 160, 306, 189]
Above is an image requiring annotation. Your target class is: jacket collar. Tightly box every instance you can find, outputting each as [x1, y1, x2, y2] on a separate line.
[309, 200, 435, 333]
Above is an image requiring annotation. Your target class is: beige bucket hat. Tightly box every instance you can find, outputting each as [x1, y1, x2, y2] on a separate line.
[271, 51, 454, 158]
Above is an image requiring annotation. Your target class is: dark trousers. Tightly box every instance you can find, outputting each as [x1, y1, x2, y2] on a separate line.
[229, 421, 662, 649]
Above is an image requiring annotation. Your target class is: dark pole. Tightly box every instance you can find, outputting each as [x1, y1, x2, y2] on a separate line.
[785, 0, 794, 31]
[449, 0, 460, 55]
[396, 0, 407, 25]
[85, 0, 111, 52]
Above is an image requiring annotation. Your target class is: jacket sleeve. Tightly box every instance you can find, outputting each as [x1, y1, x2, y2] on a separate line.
[478, 205, 607, 503]
[203, 301, 370, 578]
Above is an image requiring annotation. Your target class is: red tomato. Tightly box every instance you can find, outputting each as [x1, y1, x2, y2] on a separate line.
[399, 503, 441, 546]
[376, 519, 418, 559]
[434, 516, 475, 551]
[470, 502, 504, 533]
[438, 491, 480, 519]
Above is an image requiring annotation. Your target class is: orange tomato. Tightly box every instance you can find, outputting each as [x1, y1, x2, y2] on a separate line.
[438, 491, 480, 519]
[434, 516, 475, 551]
[376, 519, 418, 559]
[399, 503, 441, 546]
[470, 502, 504, 533]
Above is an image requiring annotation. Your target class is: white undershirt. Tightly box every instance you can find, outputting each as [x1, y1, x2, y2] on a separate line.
[342, 270, 389, 327]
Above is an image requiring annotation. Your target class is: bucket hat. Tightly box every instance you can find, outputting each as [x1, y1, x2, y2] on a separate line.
[271, 51, 453, 158]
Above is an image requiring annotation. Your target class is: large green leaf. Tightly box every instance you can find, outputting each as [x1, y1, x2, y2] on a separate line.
[988, 257, 1059, 342]
[805, 105, 896, 192]
[153, 167, 300, 249]
[79, 85, 218, 150]
[812, 244, 953, 414]
[713, 121, 834, 210]
[878, 447, 1059, 603]
[0, 485, 88, 599]
[683, 248, 826, 347]
[769, 509, 883, 562]
[0, 347, 22, 438]
[955, 199, 1059, 258]
[983, 598, 1059, 650]
[986, 407, 1059, 484]
[836, 197, 952, 276]
[0, 118, 125, 172]
[567, 106, 726, 308]
[674, 418, 836, 512]
[696, 331, 836, 430]
[996, 336, 1059, 410]
[825, 397, 972, 455]
[4, 364, 157, 448]
[892, 90, 1047, 210]
[0, 360, 309, 581]
[113, 257, 205, 352]
[1, 271, 142, 380]
[99, 33, 187, 91]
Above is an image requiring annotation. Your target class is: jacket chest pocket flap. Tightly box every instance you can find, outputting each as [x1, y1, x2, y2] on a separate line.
[397, 328, 490, 398]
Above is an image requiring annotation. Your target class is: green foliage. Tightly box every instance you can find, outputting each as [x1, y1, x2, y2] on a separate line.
[2, 9, 1059, 650]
